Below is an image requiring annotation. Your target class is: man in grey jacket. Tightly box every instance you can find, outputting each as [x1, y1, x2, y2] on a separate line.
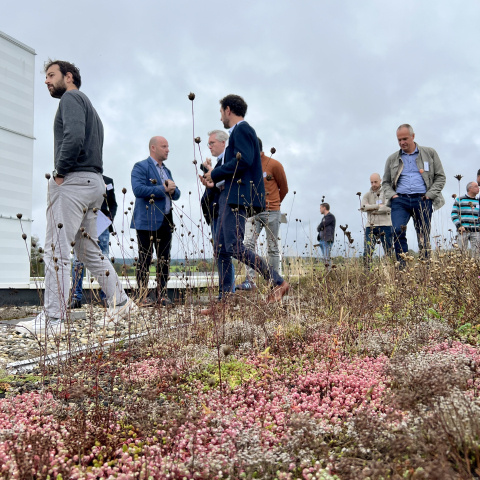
[382, 124, 446, 264]
[361, 173, 393, 267]
[17, 60, 135, 337]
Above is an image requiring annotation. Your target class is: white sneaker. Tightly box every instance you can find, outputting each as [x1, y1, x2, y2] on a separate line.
[15, 311, 62, 336]
[107, 298, 138, 323]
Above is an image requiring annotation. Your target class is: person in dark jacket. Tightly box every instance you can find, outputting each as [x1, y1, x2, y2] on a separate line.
[70, 175, 117, 308]
[200, 130, 235, 290]
[199, 94, 289, 314]
[317, 202, 336, 266]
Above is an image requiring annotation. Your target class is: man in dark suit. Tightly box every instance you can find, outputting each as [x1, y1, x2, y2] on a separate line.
[131, 136, 181, 306]
[200, 130, 228, 228]
[70, 174, 118, 308]
[200, 94, 289, 314]
[200, 130, 235, 290]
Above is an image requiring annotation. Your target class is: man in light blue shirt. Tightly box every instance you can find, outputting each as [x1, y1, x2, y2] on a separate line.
[383, 124, 446, 265]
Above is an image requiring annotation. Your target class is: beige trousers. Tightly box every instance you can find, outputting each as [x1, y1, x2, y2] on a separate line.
[43, 172, 127, 318]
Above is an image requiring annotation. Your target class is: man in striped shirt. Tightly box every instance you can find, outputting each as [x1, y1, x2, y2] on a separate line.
[451, 180, 480, 254]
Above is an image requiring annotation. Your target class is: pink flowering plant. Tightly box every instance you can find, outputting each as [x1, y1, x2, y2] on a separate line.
[2, 248, 480, 478]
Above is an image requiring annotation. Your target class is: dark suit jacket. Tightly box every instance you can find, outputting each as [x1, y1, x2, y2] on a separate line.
[201, 157, 222, 225]
[101, 175, 117, 233]
[210, 121, 265, 215]
[131, 157, 181, 231]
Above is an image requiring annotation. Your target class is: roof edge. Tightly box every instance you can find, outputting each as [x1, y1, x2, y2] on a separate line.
[0, 31, 35, 55]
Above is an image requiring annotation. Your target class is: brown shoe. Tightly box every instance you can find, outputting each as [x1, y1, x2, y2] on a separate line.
[200, 306, 215, 316]
[200, 299, 227, 316]
[266, 281, 290, 304]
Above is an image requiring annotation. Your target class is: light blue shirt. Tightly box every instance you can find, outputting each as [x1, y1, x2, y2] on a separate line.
[396, 146, 426, 195]
[228, 119, 244, 136]
[150, 157, 171, 213]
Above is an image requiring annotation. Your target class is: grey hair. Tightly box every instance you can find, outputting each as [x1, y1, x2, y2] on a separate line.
[397, 124, 414, 135]
[208, 130, 229, 142]
[466, 181, 478, 193]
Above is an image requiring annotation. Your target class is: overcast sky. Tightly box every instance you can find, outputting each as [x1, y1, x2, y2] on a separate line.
[3, 0, 480, 262]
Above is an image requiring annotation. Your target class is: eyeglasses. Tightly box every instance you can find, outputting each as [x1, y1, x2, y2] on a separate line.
[207, 142, 217, 147]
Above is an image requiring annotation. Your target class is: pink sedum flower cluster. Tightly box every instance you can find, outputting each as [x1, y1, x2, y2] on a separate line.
[1, 336, 479, 478]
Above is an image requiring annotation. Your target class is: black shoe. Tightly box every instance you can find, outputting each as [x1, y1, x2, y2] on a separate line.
[158, 297, 173, 308]
[138, 297, 155, 307]
[70, 299, 82, 309]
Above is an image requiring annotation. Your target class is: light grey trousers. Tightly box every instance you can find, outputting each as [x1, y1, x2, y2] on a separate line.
[44, 172, 127, 318]
[243, 210, 282, 280]
[458, 231, 480, 256]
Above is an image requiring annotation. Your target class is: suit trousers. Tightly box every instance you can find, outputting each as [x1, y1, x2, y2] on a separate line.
[44, 172, 127, 319]
[212, 217, 235, 291]
[215, 191, 283, 298]
[136, 212, 173, 299]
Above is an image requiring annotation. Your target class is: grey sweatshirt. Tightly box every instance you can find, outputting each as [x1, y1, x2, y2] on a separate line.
[54, 90, 104, 175]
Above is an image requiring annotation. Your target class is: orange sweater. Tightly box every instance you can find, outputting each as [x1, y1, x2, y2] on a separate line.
[261, 153, 288, 211]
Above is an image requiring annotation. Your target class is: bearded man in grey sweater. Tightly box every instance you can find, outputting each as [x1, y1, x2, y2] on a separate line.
[17, 60, 136, 337]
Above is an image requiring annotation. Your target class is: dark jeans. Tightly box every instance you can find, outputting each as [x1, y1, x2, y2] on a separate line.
[363, 226, 393, 266]
[72, 228, 110, 301]
[136, 213, 173, 299]
[391, 194, 433, 261]
[215, 192, 283, 298]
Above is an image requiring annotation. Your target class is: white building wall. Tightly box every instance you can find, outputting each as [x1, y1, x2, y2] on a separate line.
[0, 32, 35, 288]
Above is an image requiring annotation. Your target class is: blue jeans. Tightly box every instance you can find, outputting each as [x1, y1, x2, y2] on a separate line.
[212, 217, 235, 292]
[391, 194, 433, 261]
[72, 228, 110, 301]
[214, 192, 283, 298]
[364, 226, 393, 266]
[318, 240, 333, 264]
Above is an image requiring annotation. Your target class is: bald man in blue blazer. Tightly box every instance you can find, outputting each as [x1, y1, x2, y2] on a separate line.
[131, 136, 180, 305]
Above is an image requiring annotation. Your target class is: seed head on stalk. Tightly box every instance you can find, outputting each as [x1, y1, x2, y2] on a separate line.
[454, 174, 463, 199]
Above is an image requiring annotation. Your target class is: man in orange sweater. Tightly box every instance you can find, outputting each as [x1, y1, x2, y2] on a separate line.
[236, 138, 289, 290]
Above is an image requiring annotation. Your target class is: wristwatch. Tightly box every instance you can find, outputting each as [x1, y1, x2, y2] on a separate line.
[52, 169, 65, 179]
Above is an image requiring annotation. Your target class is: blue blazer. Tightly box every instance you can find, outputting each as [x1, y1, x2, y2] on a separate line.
[131, 157, 181, 231]
[210, 121, 265, 214]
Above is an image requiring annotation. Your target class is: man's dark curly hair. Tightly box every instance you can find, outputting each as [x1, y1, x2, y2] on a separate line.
[219, 94, 248, 117]
[44, 59, 82, 89]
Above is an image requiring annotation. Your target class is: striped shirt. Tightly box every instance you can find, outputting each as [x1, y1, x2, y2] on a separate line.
[451, 195, 480, 231]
